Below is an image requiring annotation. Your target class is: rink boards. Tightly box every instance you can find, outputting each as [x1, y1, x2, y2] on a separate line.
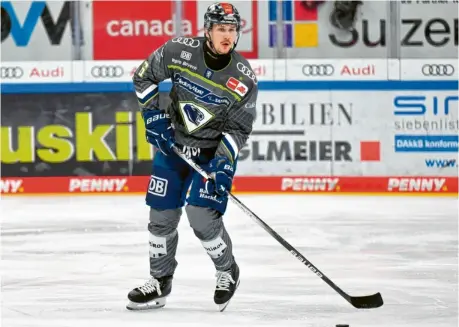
[0, 175, 458, 195]
[1, 59, 458, 196]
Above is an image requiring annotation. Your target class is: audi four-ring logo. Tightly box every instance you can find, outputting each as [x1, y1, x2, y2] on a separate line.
[172, 37, 200, 48]
[91, 66, 124, 78]
[237, 62, 256, 82]
[1, 67, 24, 79]
[422, 64, 455, 77]
[302, 64, 334, 76]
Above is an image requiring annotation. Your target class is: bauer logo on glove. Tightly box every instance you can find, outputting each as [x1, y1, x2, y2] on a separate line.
[146, 113, 170, 124]
[143, 110, 175, 156]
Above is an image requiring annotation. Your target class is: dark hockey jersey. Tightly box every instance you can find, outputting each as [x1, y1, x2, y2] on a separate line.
[133, 36, 258, 163]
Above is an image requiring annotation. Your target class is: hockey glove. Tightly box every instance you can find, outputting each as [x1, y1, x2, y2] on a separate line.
[205, 157, 235, 196]
[143, 110, 175, 156]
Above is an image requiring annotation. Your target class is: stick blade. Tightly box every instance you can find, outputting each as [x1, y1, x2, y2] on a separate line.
[349, 292, 383, 309]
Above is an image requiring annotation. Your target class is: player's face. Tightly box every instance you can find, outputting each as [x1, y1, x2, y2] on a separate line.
[209, 24, 237, 54]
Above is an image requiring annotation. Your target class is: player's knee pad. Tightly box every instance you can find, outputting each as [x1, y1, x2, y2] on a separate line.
[185, 205, 222, 240]
[148, 207, 182, 235]
[148, 229, 178, 259]
[148, 208, 181, 259]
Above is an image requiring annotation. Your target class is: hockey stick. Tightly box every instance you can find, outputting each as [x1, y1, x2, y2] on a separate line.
[172, 145, 383, 309]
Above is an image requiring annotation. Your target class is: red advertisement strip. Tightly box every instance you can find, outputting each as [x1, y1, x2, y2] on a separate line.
[1, 176, 457, 195]
[92, 0, 258, 60]
[93, 1, 198, 60]
[233, 176, 458, 194]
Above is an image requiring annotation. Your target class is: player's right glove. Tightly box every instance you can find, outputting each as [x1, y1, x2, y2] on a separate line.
[205, 157, 235, 196]
[143, 110, 175, 156]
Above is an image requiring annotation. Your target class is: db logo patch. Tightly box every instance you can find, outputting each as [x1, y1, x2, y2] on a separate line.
[226, 77, 248, 96]
[180, 50, 192, 61]
[148, 175, 168, 197]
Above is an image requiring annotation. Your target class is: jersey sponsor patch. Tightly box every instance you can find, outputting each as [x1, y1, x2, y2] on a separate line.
[171, 37, 200, 48]
[226, 77, 248, 96]
[149, 232, 167, 258]
[237, 62, 257, 84]
[201, 235, 227, 258]
[148, 175, 168, 197]
[171, 58, 197, 70]
[173, 73, 231, 106]
[180, 50, 192, 61]
[178, 102, 215, 134]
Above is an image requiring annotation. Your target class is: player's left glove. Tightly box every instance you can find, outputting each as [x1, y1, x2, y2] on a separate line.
[142, 109, 175, 156]
[205, 157, 235, 196]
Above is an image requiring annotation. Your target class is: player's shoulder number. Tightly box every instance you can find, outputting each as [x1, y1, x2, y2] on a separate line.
[137, 61, 149, 78]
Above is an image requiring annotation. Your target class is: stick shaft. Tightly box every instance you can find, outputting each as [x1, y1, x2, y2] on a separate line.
[172, 145, 381, 308]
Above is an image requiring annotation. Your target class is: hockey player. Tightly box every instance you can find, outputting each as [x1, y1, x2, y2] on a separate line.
[126, 3, 258, 312]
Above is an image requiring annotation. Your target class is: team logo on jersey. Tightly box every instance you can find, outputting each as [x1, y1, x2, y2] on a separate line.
[184, 103, 204, 124]
[179, 102, 215, 134]
[226, 77, 248, 96]
[174, 73, 231, 106]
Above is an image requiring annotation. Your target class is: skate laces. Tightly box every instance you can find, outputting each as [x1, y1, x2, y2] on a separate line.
[215, 270, 235, 291]
[138, 278, 162, 296]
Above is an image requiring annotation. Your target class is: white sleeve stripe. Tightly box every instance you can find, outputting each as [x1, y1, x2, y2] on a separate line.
[223, 133, 239, 158]
[135, 84, 158, 99]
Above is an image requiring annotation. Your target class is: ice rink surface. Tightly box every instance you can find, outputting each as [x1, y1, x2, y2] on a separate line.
[1, 195, 457, 327]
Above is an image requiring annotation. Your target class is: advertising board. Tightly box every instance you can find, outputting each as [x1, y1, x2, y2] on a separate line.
[92, 1, 198, 60]
[81, 60, 141, 82]
[1, 92, 159, 178]
[393, 90, 459, 176]
[234, 90, 458, 177]
[1, 58, 457, 195]
[0, 61, 73, 83]
[1, 1, 74, 61]
[258, 0, 458, 59]
[400, 59, 458, 80]
[91, 0, 258, 60]
[2, 58, 456, 83]
[285, 59, 388, 80]
[2, 86, 457, 178]
[1, 1, 457, 61]
[1, 176, 457, 195]
[399, 1, 458, 58]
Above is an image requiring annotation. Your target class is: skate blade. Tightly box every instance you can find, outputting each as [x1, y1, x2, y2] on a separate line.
[218, 279, 240, 312]
[126, 297, 167, 311]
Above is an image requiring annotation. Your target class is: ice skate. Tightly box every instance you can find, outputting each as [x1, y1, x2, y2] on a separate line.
[126, 275, 173, 310]
[214, 262, 240, 312]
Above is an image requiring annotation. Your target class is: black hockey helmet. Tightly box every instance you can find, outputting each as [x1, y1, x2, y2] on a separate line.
[204, 2, 241, 31]
[204, 2, 241, 53]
